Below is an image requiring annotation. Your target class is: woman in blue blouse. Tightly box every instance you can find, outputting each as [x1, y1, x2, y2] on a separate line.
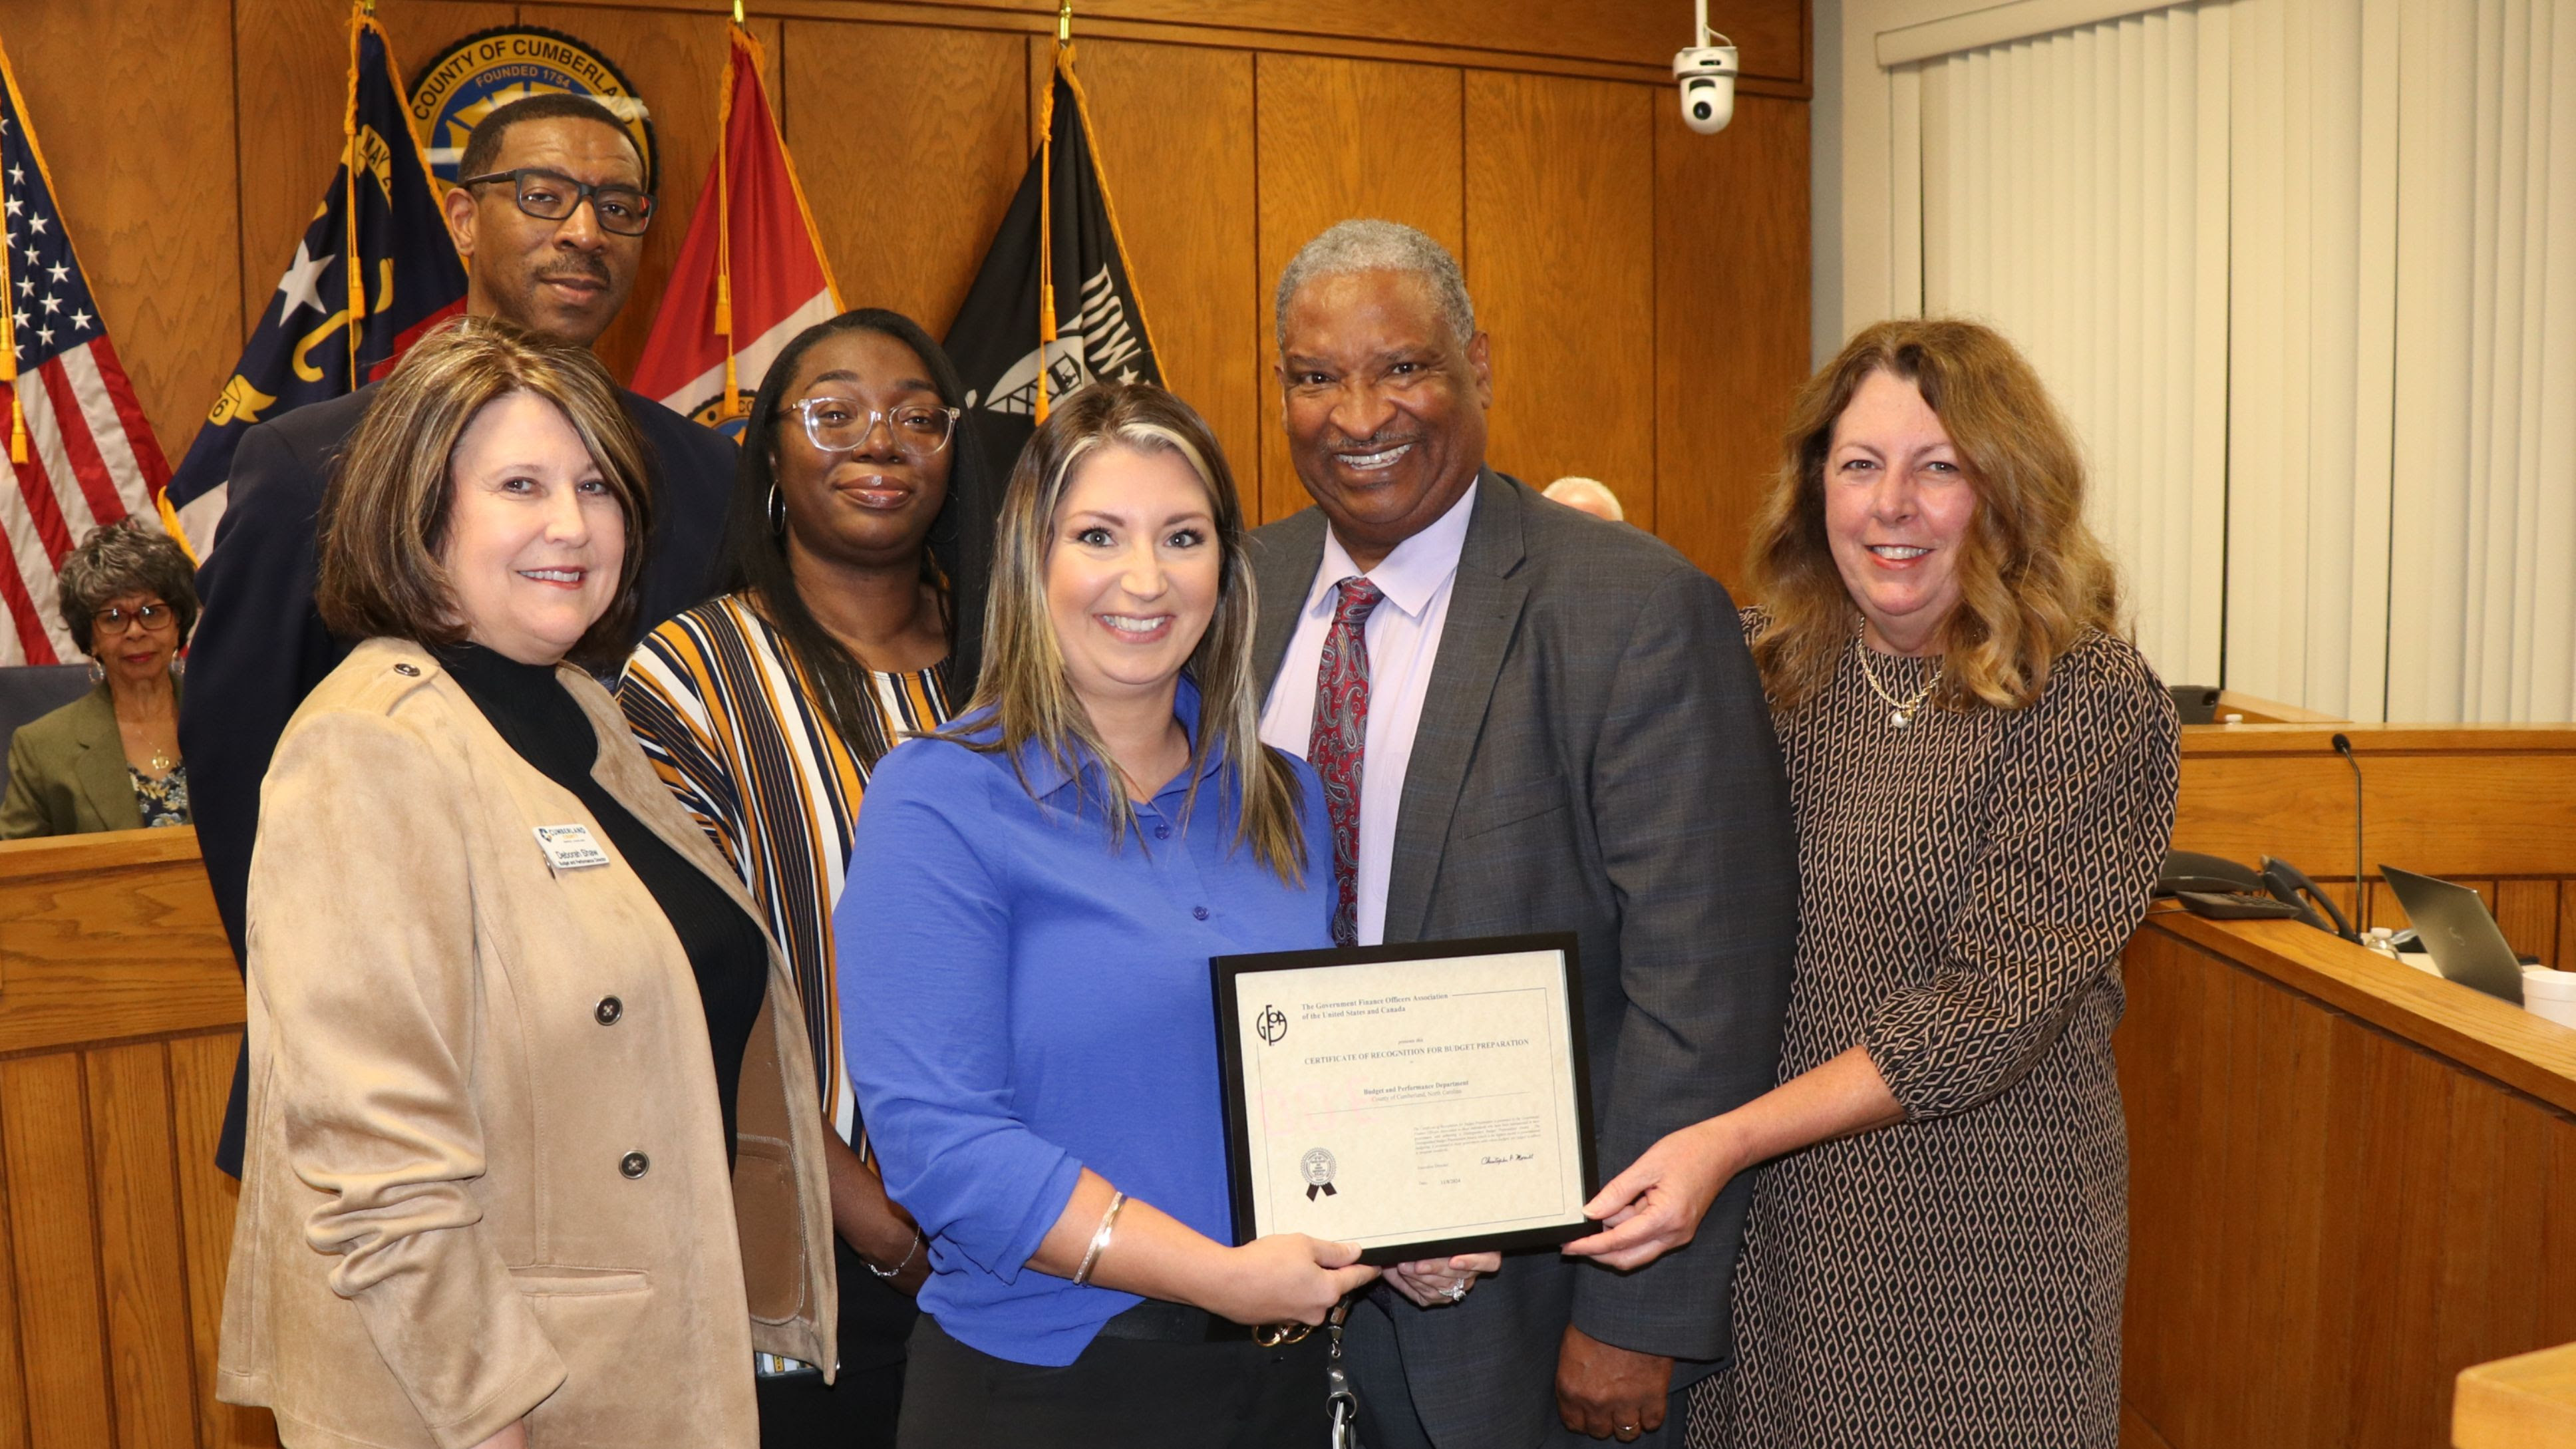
[841, 384, 1384, 1445]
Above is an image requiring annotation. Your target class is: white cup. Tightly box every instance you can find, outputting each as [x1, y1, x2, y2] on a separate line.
[2521, 967, 2576, 1029]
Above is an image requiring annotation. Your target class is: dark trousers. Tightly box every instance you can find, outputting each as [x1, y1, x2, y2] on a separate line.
[756, 1239, 919, 1448]
[1339, 1294, 1684, 1449]
[897, 1309, 1331, 1448]
[758, 1359, 903, 1449]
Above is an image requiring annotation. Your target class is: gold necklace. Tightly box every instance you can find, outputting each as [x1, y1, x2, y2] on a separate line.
[1855, 637, 1942, 728]
[118, 711, 177, 772]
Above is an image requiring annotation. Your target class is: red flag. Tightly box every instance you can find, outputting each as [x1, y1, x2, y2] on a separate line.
[0, 30, 174, 665]
[631, 25, 838, 428]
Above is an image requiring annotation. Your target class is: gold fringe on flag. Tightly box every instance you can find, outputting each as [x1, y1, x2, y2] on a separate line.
[715, 21, 740, 421]
[1033, 43, 1062, 425]
[343, 3, 367, 383]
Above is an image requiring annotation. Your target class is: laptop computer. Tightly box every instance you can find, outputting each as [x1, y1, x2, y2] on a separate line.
[2382, 866, 2525, 1006]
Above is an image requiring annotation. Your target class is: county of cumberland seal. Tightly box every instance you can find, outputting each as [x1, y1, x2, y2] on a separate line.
[1301, 1148, 1338, 1201]
[406, 27, 657, 190]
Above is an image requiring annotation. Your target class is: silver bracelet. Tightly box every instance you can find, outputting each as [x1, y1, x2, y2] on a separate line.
[1071, 1191, 1128, 1287]
[867, 1227, 921, 1280]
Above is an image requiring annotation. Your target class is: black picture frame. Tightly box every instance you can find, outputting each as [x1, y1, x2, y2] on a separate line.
[1209, 931, 1599, 1267]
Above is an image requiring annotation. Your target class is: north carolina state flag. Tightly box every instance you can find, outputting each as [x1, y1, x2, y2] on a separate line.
[631, 24, 838, 429]
[162, 11, 464, 560]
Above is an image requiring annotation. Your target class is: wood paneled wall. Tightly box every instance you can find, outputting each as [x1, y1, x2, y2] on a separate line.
[0, 828, 274, 1449]
[2118, 917, 2576, 1449]
[0, 0, 1812, 589]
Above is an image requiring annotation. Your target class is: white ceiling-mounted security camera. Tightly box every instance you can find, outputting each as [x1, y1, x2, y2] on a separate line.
[1675, 0, 1739, 135]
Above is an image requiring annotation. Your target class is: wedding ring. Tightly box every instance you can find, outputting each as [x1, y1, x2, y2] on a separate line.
[1442, 1280, 1468, 1303]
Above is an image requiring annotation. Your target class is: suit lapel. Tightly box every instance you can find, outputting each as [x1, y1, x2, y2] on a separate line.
[67, 685, 142, 830]
[1382, 472, 1529, 943]
[1250, 507, 1329, 699]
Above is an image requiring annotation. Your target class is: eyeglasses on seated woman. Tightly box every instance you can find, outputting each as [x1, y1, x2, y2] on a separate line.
[1, 520, 198, 838]
[216, 316, 837, 1449]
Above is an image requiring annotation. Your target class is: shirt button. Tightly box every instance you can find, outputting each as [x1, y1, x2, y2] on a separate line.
[619, 1151, 650, 1180]
[392, 663, 420, 677]
[1154, 824, 1172, 840]
[1193, 906, 1210, 921]
[595, 996, 623, 1025]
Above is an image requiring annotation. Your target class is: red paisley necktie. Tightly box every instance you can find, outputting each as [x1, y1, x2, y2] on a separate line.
[1308, 577, 1384, 947]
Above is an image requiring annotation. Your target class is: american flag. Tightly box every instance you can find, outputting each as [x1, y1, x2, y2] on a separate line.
[0, 51, 172, 666]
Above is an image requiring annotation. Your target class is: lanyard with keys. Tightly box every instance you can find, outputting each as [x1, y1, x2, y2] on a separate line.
[1325, 1296, 1357, 1448]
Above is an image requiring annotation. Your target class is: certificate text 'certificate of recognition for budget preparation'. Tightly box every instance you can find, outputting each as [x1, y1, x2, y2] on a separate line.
[1210, 934, 1599, 1265]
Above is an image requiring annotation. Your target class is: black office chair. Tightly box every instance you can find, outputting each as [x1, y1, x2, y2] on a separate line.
[0, 663, 97, 798]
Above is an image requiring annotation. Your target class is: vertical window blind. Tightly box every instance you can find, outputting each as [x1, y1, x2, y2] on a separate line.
[1881, 0, 2575, 721]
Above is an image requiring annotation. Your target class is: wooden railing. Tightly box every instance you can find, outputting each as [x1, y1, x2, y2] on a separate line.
[2173, 722, 2576, 965]
[11, 722, 2576, 1448]
[2455, 1341, 2576, 1446]
[2124, 722, 2576, 1448]
[0, 827, 277, 1449]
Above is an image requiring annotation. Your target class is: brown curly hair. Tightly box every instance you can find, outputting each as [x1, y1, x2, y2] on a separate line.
[1746, 317, 2122, 713]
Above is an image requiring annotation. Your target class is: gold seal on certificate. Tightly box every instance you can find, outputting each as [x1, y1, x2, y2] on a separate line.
[1211, 933, 1598, 1265]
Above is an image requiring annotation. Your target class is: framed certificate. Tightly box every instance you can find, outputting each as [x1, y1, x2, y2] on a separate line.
[1209, 933, 1598, 1265]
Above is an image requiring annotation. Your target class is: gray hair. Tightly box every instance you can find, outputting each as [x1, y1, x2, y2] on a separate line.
[55, 518, 198, 655]
[1273, 220, 1476, 352]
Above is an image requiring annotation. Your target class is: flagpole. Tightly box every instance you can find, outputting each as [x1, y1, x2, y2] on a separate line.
[0, 65, 17, 465]
[715, 13, 743, 421]
[1035, 1, 1070, 425]
[343, 3, 370, 383]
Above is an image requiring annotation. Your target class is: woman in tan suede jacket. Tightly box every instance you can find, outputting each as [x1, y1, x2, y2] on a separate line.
[218, 319, 834, 1449]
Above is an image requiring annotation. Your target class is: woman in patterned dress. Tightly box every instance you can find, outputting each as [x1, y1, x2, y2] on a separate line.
[617, 308, 995, 1448]
[1563, 318, 2179, 1448]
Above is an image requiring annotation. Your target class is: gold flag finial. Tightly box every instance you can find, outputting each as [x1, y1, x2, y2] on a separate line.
[1058, 0, 1072, 45]
[732, 0, 744, 21]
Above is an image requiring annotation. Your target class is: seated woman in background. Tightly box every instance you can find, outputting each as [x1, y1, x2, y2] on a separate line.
[1, 520, 198, 836]
[1562, 318, 2180, 1449]
[218, 317, 836, 1449]
[844, 383, 1379, 1448]
[618, 307, 996, 1446]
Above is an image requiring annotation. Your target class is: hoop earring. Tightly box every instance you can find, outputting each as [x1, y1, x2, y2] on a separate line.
[86, 658, 104, 684]
[768, 482, 786, 538]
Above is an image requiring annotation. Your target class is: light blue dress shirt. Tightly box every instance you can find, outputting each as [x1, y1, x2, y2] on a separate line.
[840, 679, 1333, 1366]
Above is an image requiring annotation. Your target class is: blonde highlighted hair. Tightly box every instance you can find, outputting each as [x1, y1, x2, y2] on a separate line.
[952, 383, 1309, 882]
[1746, 317, 2120, 712]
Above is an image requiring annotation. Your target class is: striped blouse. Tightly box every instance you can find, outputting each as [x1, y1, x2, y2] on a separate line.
[617, 592, 953, 1149]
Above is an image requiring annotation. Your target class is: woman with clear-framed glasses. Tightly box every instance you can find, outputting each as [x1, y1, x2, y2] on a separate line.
[616, 307, 997, 1448]
[3, 520, 199, 836]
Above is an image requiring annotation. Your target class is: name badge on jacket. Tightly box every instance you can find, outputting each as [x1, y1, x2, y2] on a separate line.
[534, 824, 610, 873]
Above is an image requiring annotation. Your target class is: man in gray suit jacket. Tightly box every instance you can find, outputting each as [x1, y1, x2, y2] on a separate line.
[1251, 221, 1797, 1447]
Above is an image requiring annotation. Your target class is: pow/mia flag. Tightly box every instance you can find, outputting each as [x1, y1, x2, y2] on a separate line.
[944, 53, 1160, 470]
[163, 14, 464, 554]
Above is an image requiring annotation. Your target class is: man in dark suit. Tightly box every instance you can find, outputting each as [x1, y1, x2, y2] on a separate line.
[1251, 220, 1798, 1448]
[186, 94, 736, 1176]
